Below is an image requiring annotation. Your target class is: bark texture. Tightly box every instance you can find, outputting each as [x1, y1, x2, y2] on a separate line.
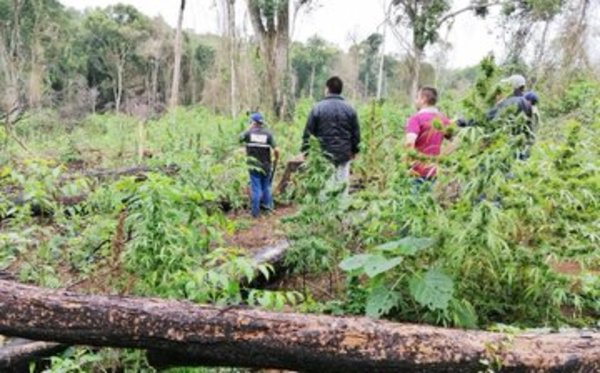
[0, 339, 66, 372]
[0, 279, 598, 372]
[246, 0, 290, 118]
[276, 159, 304, 194]
[169, 0, 186, 108]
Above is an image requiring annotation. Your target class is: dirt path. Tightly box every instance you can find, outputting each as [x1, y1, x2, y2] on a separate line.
[224, 205, 295, 254]
[552, 261, 600, 276]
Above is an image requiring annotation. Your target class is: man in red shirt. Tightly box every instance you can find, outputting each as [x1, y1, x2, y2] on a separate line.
[404, 86, 452, 186]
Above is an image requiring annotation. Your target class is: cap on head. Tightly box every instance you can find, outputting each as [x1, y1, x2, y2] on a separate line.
[502, 74, 526, 90]
[524, 91, 539, 105]
[250, 112, 264, 124]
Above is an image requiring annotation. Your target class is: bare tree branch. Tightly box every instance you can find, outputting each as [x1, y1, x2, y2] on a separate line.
[437, 0, 505, 27]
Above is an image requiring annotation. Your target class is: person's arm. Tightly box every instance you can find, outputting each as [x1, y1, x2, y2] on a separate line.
[301, 108, 317, 153]
[350, 110, 360, 158]
[403, 115, 420, 168]
[239, 130, 249, 144]
[519, 98, 532, 117]
[404, 115, 420, 149]
[404, 133, 418, 149]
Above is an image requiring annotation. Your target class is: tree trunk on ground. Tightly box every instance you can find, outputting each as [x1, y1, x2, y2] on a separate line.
[0, 279, 598, 372]
[0, 340, 66, 372]
[169, 0, 186, 109]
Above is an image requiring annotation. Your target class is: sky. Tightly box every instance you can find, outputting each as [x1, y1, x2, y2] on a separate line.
[58, 0, 506, 68]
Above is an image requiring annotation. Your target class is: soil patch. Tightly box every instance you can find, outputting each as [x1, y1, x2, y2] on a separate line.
[224, 205, 295, 254]
[552, 261, 600, 276]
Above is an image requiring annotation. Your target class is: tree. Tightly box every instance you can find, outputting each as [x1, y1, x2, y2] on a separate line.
[390, 0, 568, 97]
[500, 0, 565, 66]
[224, 0, 238, 118]
[169, 0, 185, 109]
[83, 5, 151, 112]
[0, 0, 74, 108]
[246, 0, 313, 118]
[390, 0, 505, 97]
[189, 40, 216, 103]
[359, 33, 383, 97]
[140, 17, 173, 112]
[376, 3, 393, 100]
[291, 36, 336, 99]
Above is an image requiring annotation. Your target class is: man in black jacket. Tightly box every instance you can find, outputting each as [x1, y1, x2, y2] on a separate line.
[301, 76, 360, 189]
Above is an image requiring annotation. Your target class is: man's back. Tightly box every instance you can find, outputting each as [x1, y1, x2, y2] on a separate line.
[487, 94, 532, 121]
[302, 95, 360, 165]
[241, 125, 276, 174]
[405, 108, 451, 178]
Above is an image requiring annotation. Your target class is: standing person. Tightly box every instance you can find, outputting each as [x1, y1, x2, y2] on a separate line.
[404, 86, 452, 187]
[301, 76, 361, 189]
[524, 91, 540, 129]
[486, 74, 532, 120]
[240, 112, 279, 218]
[521, 91, 540, 159]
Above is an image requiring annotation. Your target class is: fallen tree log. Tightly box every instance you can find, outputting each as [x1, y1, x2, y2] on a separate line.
[0, 280, 598, 372]
[60, 163, 180, 181]
[247, 239, 290, 288]
[3, 164, 179, 210]
[0, 339, 66, 372]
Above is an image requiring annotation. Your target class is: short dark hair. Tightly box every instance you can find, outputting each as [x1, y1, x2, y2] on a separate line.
[419, 86, 438, 106]
[326, 76, 343, 95]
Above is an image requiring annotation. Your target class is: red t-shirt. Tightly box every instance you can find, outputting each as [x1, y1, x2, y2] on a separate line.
[405, 107, 450, 178]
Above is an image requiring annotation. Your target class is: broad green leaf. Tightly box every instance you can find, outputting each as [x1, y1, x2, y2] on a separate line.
[409, 269, 454, 311]
[366, 285, 400, 318]
[363, 255, 403, 278]
[339, 254, 373, 272]
[376, 237, 435, 256]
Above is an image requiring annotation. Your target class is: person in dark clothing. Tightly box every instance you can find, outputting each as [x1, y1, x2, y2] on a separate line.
[486, 75, 536, 160]
[486, 74, 532, 120]
[301, 76, 361, 189]
[240, 112, 279, 217]
[521, 91, 540, 159]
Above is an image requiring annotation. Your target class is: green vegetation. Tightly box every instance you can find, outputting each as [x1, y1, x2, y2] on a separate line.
[0, 0, 598, 371]
[1, 59, 599, 370]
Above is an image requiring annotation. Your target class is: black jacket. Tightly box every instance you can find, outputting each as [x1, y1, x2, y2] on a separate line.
[486, 91, 532, 121]
[301, 95, 360, 165]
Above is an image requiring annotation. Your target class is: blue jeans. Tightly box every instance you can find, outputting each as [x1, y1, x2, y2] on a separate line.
[249, 171, 273, 217]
